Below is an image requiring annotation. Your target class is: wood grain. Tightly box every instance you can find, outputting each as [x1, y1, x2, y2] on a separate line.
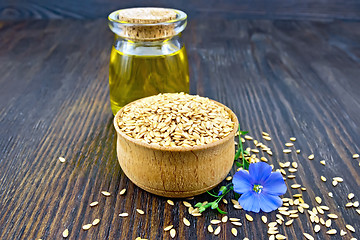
[0, 18, 359, 239]
[1, 0, 360, 21]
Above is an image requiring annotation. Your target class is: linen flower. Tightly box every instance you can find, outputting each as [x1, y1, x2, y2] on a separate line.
[232, 162, 287, 213]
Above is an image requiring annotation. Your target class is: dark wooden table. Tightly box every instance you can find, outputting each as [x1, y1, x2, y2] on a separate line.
[0, 18, 359, 240]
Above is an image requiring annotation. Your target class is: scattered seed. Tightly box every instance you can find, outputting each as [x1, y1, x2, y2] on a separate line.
[170, 229, 176, 238]
[119, 188, 126, 195]
[276, 234, 286, 239]
[320, 176, 326, 182]
[101, 191, 111, 197]
[90, 201, 98, 207]
[283, 149, 292, 154]
[214, 226, 221, 235]
[308, 154, 314, 160]
[226, 176, 232, 181]
[59, 157, 66, 163]
[325, 219, 331, 227]
[340, 230, 347, 236]
[296, 150, 301, 154]
[328, 192, 333, 198]
[260, 157, 268, 162]
[320, 218, 325, 225]
[167, 200, 174, 206]
[285, 143, 294, 147]
[333, 177, 343, 182]
[164, 225, 173, 231]
[231, 228, 238, 237]
[260, 216, 267, 224]
[290, 137, 296, 142]
[301, 187, 307, 191]
[62, 229, 69, 238]
[328, 214, 338, 219]
[293, 194, 302, 198]
[245, 214, 253, 222]
[231, 221, 242, 226]
[268, 222, 277, 228]
[183, 217, 190, 226]
[291, 184, 301, 189]
[348, 193, 355, 200]
[285, 219, 293, 226]
[268, 230, 279, 235]
[119, 213, 129, 217]
[263, 136, 271, 141]
[229, 217, 240, 222]
[288, 168, 297, 173]
[292, 162, 298, 168]
[353, 201, 359, 207]
[136, 209, 145, 215]
[303, 233, 314, 240]
[276, 214, 285, 221]
[315, 196, 322, 204]
[320, 160, 325, 165]
[319, 205, 329, 211]
[222, 199, 228, 204]
[353, 153, 359, 159]
[244, 135, 253, 140]
[287, 175, 296, 179]
[207, 225, 213, 233]
[346, 224, 355, 232]
[262, 132, 270, 136]
[183, 201, 192, 208]
[346, 202, 353, 207]
[314, 224, 320, 233]
[332, 180, 338, 186]
[326, 229, 337, 235]
[210, 219, 221, 224]
[92, 219, 100, 226]
[221, 216, 228, 223]
[234, 204, 242, 209]
[82, 224, 92, 230]
[357, 209, 360, 215]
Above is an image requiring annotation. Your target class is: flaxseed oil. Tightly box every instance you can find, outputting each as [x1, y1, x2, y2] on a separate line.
[109, 46, 189, 115]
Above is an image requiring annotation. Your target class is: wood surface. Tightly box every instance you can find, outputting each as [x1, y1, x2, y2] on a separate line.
[1, 0, 360, 21]
[0, 18, 360, 239]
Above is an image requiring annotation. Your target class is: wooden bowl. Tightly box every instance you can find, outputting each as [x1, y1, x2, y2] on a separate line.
[113, 97, 239, 198]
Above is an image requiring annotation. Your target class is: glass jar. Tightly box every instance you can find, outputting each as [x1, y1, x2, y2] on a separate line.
[108, 8, 189, 115]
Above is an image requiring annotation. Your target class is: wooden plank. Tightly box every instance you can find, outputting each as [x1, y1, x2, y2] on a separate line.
[0, 18, 359, 239]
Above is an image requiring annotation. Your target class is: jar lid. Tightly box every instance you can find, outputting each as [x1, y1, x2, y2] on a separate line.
[108, 7, 187, 41]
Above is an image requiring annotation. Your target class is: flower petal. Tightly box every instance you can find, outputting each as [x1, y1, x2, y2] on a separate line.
[239, 191, 260, 213]
[259, 193, 283, 212]
[262, 172, 287, 195]
[232, 170, 253, 194]
[249, 162, 272, 184]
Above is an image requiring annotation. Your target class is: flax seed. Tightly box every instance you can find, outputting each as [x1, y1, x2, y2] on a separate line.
[62, 229, 69, 238]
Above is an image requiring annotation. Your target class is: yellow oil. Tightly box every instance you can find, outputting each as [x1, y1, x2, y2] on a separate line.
[109, 46, 189, 115]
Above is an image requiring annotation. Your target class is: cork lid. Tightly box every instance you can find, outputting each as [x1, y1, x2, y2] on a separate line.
[108, 7, 187, 41]
[117, 7, 177, 24]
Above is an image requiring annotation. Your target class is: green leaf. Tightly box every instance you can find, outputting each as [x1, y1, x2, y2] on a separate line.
[198, 206, 206, 212]
[211, 202, 218, 209]
[234, 192, 240, 200]
[216, 207, 227, 214]
[194, 202, 202, 208]
[235, 161, 242, 167]
[204, 202, 212, 208]
[206, 191, 219, 198]
[240, 131, 248, 135]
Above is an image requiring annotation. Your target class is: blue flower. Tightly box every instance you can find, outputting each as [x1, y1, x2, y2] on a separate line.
[232, 162, 287, 213]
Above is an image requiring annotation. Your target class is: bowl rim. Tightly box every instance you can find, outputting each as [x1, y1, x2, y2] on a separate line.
[113, 95, 239, 152]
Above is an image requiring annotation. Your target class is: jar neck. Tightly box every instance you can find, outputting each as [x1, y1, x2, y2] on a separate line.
[113, 34, 184, 56]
